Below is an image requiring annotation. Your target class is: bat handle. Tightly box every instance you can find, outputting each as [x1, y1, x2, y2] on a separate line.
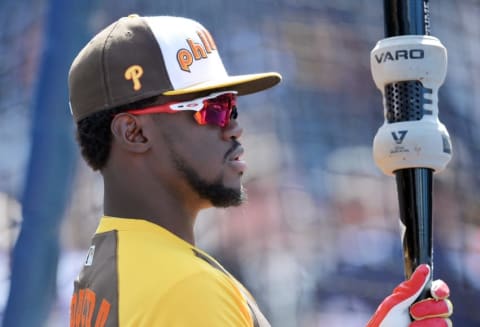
[395, 167, 433, 300]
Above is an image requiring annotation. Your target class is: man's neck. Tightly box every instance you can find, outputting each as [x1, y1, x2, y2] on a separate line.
[102, 171, 204, 245]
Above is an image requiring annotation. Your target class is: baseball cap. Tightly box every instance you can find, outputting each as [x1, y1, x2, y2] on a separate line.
[68, 14, 282, 122]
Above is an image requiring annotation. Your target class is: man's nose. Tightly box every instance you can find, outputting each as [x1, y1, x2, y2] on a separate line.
[222, 119, 243, 141]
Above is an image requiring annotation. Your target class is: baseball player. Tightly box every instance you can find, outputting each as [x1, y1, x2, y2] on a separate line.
[68, 15, 452, 326]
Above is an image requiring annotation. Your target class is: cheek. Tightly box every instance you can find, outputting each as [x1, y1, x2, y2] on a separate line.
[163, 123, 224, 177]
[147, 138, 178, 180]
[186, 140, 225, 179]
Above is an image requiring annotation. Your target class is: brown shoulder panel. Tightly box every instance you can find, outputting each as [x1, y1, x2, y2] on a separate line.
[70, 231, 119, 327]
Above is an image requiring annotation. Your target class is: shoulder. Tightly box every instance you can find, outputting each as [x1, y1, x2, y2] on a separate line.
[141, 270, 254, 327]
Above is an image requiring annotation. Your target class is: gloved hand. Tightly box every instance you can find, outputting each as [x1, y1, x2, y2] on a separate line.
[367, 264, 453, 327]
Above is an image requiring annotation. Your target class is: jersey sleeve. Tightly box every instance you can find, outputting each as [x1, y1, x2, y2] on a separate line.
[140, 270, 254, 327]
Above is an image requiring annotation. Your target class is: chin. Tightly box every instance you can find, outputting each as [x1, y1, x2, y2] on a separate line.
[208, 185, 247, 208]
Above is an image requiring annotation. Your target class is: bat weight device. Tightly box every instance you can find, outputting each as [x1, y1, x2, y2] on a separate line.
[370, 0, 452, 301]
[371, 35, 451, 176]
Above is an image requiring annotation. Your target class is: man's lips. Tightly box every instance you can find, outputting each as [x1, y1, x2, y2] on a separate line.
[227, 146, 244, 161]
[225, 144, 247, 173]
[224, 142, 243, 161]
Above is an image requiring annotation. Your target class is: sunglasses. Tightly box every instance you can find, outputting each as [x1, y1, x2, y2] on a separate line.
[127, 91, 238, 128]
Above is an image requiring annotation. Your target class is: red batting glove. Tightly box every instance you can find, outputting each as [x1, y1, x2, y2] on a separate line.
[366, 264, 453, 327]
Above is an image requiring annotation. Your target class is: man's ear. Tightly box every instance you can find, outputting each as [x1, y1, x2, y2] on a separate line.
[111, 113, 151, 153]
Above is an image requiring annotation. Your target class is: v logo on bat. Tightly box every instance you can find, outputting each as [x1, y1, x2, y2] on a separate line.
[391, 130, 408, 144]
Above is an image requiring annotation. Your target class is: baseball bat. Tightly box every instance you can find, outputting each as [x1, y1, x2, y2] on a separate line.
[384, 0, 433, 299]
[371, 0, 452, 304]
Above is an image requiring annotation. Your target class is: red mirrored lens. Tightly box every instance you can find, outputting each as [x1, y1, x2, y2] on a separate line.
[194, 94, 236, 127]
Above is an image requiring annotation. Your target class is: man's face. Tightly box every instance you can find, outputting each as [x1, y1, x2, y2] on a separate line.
[148, 109, 247, 208]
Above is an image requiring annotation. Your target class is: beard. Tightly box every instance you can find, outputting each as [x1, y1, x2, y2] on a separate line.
[166, 143, 246, 208]
[179, 164, 246, 207]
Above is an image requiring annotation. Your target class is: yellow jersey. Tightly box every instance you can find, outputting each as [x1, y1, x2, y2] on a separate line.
[70, 216, 270, 327]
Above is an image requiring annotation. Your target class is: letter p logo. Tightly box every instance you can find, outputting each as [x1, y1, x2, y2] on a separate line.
[124, 65, 144, 91]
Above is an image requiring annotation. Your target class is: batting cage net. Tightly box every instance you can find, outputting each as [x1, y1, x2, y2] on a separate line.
[0, 0, 479, 326]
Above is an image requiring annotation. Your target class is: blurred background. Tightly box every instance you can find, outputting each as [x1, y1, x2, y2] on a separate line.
[0, 0, 479, 326]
